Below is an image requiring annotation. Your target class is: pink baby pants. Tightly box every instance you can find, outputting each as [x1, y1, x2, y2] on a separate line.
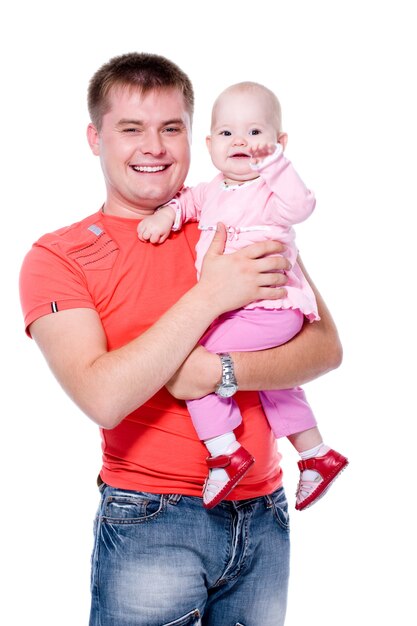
[186, 308, 317, 440]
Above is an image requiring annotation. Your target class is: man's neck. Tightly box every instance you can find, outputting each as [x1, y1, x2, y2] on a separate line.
[102, 198, 157, 219]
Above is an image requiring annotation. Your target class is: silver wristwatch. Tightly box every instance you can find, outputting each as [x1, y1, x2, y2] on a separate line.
[215, 353, 238, 398]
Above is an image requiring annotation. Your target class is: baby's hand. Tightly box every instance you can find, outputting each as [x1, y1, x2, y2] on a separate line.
[249, 143, 277, 166]
[137, 207, 175, 244]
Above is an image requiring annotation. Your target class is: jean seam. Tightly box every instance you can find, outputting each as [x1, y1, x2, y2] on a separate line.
[90, 513, 103, 617]
[271, 492, 290, 532]
[102, 493, 168, 525]
[213, 508, 252, 586]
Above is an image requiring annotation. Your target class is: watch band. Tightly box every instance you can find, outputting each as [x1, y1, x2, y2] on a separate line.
[215, 353, 238, 397]
[219, 352, 235, 382]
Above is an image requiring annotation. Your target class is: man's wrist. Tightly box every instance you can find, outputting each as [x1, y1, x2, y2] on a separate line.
[194, 349, 225, 398]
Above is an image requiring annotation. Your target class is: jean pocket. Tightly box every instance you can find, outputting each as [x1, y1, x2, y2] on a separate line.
[163, 608, 201, 626]
[103, 490, 167, 524]
[270, 488, 290, 532]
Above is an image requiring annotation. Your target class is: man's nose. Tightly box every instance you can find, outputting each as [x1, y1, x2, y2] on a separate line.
[140, 129, 166, 155]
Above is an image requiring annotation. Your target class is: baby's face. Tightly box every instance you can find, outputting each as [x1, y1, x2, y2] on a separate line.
[207, 89, 281, 185]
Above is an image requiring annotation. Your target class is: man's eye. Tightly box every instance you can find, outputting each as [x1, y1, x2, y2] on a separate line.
[122, 128, 140, 133]
[249, 129, 261, 136]
[164, 127, 180, 133]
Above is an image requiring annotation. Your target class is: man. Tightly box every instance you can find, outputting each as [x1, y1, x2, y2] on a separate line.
[20, 53, 342, 626]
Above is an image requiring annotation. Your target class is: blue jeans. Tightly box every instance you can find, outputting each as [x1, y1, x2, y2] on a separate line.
[89, 484, 290, 626]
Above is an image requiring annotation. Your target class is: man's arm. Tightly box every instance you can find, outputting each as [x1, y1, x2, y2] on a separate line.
[29, 226, 290, 429]
[166, 256, 342, 399]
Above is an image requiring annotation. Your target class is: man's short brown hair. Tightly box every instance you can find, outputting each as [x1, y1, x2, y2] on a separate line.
[88, 52, 194, 130]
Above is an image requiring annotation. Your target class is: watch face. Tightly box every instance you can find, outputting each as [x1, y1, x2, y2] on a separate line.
[217, 383, 238, 398]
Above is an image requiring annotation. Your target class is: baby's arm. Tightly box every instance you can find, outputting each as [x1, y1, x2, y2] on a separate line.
[137, 205, 177, 244]
[138, 186, 204, 244]
[251, 143, 316, 225]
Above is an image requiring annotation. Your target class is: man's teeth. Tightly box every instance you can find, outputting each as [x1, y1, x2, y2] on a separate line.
[133, 165, 166, 172]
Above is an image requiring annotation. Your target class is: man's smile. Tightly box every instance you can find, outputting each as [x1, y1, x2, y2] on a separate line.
[130, 164, 170, 173]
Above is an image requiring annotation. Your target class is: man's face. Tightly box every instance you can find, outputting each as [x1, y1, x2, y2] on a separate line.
[87, 86, 192, 218]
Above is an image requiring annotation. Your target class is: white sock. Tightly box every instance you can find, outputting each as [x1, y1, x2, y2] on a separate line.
[299, 443, 329, 460]
[205, 432, 237, 457]
[205, 433, 238, 482]
[300, 443, 330, 481]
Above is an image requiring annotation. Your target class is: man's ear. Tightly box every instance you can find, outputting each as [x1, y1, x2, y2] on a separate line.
[87, 123, 100, 156]
[278, 132, 288, 151]
[205, 135, 212, 154]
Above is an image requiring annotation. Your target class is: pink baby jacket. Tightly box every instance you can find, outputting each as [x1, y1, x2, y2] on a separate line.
[171, 145, 319, 320]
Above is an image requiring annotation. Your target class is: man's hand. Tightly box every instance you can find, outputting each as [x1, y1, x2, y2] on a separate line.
[196, 222, 290, 315]
[137, 206, 176, 243]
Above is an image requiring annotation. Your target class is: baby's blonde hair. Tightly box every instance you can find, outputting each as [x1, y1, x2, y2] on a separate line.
[211, 81, 282, 132]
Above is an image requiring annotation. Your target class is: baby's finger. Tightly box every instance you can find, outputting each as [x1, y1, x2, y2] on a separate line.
[149, 231, 162, 244]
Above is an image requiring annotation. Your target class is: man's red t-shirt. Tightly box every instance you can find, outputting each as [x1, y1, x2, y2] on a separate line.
[20, 211, 282, 498]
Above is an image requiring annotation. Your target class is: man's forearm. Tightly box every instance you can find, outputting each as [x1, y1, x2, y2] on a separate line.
[31, 285, 224, 430]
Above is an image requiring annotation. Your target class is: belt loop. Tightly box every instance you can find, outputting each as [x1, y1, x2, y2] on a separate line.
[264, 495, 273, 509]
[168, 494, 182, 505]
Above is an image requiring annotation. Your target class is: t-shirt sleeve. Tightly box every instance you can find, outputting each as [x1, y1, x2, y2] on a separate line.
[19, 240, 96, 337]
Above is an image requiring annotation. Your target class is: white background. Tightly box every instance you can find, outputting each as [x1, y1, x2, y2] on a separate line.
[1, 1, 415, 624]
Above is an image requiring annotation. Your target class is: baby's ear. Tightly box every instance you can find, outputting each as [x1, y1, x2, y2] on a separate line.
[278, 132, 288, 151]
[206, 135, 212, 154]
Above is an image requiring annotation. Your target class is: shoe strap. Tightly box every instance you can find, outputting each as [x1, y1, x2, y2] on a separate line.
[206, 454, 231, 469]
[298, 458, 317, 471]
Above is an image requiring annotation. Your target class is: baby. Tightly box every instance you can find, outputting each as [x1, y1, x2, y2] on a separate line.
[138, 81, 348, 510]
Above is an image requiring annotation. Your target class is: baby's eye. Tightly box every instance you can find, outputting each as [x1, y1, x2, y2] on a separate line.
[249, 129, 262, 136]
[220, 130, 232, 136]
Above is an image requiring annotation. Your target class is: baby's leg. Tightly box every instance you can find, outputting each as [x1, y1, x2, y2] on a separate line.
[186, 393, 253, 509]
[260, 390, 348, 511]
[189, 308, 304, 509]
[186, 394, 242, 441]
[201, 307, 304, 352]
[287, 426, 323, 452]
[259, 387, 317, 440]
[194, 309, 303, 447]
